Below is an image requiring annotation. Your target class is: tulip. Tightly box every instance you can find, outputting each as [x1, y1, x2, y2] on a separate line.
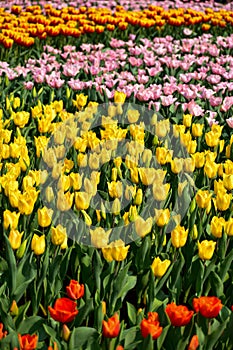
[165, 302, 194, 326]
[198, 240, 216, 260]
[171, 225, 188, 248]
[90, 228, 111, 248]
[188, 335, 199, 350]
[69, 172, 83, 191]
[134, 188, 143, 205]
[127, 109, 140, 123]
[9, 229, 23, 250]
[75, 192, 91, 211]
[195, 190, 212, 209]
[183, 158, 195, 173]
[3, 210, 20, 230]
[223, 174, 233, 191]
[13, 111, 30, 128]
[192, 123, 204, 137]
[153, 182, 170, 201]
[155, 120, 169, 138]
[135, 216, 153, 238]
[66, 280, 84, 300]
[151, 257, 171, 278]
[154, 208, 170, 227]
[77, 153, 87, 167]
[140, 312, 163, 340]
[102, 313, 120, 338]
[186, 140, 197, 154]
[204, 161, 219, 179]
[171, 158, 183, 174]
[225, 218, 233, 236]
[114, 91, 126, 104]
[210, 216, 225, 238]
[57, 190, 74, 212]
[51, 225, 67, 246]
[108, 181, 123, 198]
[62, 324, 71, 342]
[215, 191, 231, 211]
[130, 167, 139, 184]
[183, 114, 192, 128]
[205, 131, 219, 147]
[37, 207, 53, 228]
[102, 240, 129, 262]
[156, 147, 172, 165]
[112, 198, 121, 216]
[18, 334, 38, 350]
[45, 186, 54, 203]
[48, 298, 78, 323]
[10, 300, 19, 316]
[128, 205, 138, 222]
[191, 152, 205, 168]
[0, 323, 7, 340]
[73, 93, 88, 110]
[31, 234, 46, 255]
[193, 296, 222, 318]
[138, 168, 156, 185]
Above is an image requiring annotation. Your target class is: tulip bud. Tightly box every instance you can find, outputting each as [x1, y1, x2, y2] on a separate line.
[16, 239, 27, 259]
[102, 301, 106, 315]
[111, 167, 118, 181]
[81, 210, 92, 226]
[101, 201, 106, 220]
[134, 188, 143, 205]
[129, 205, 138, 222]
[112, 198, 121, 215]
[191, 224, 198, 240]
[10, 300, 18, 316]
[62, 324, 71, 342]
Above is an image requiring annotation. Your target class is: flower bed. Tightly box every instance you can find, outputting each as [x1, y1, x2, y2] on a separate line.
[0, 1, 233, 350]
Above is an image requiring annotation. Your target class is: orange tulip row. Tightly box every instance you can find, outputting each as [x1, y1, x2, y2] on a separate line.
[0, 4, 232, 48]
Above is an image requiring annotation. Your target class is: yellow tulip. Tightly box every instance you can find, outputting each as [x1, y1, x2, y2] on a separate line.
[183, 114, 192, 128]
[84, 178, 97, 196]
[3, 210, 20, 230]
[75, 192, 91, 211]
[204, 161, 219, 179]
[210, 216, 225, 238]
[130, 167, 139, 184]
[9, 229, 23, 250]
[186, 140, 197, 154]
[73, 93, 88, 110]
[214, 180, 226, 195]
[191, 123, 204, 137]
[134, 216, 153, 237]
[155, 120, 170, 138]
[125, 185, 136, 201]
[138, 168, 156, 186]
[81, 210, 92, 226]
[108, 181, 123, 198]
[171, 225, 188, 248]
[153, 182, 170, 201]
[198, 240, 216, 260]
[223, 174, 233, 191]
[13, 111, 30, 128]
[31, 234, 46, 255]
[156, 147, 172, 165]
[154, 208, 170, 227]
[195, 190, 212, 209]
[114, 91, 126, 104]
[151, 257, 171, 278]
[191, 152, 205, 168]
[77, 153, 87, 167]
[102, 239, 129, 262]
[51, 225, 67, 246]
[183, 158, 195, 172]
[37, 207, 53, 228]
[18, 189, 39, 215]
[134, 188, 143, 205]
[142, 149, 152, 166]
[127, 109, 140, 123]
[170, 158, 183, 174]
[111, 167, 118, 181]
[112, 198, 121, 215]
[215, 191, 231, 211]
[90, 227, 111, 248]
[129, 205, 138, 222]
[69, 172, 83, 191]
[225, 218, 233, 236]
[45, 186, 54, 203]
[205, 131, 219, 147]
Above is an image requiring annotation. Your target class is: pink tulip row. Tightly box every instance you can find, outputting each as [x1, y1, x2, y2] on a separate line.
[1, 0, 232, 11]
[1, 33, 233, 127]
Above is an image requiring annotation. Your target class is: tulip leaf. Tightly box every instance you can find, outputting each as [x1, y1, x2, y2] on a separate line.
[209, 271, 224, 297]
[17, 316, 44, 333]
[126, 302, 137, 325]
[204, 318, 229, 349]
[157, 325, 170, 350]
[69, 327, 99, 349]
[4, 234, 17, 294]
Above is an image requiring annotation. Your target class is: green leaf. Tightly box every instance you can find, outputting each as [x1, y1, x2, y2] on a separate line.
[157, 325, 170, 350]
[17, 316, 44, 334]
[204, 318, 229, 349]
[4, 234, 17, 294]
[209, 271, 224, 297]
[69, 327, 99, 349]
[127, 302, 137, 325]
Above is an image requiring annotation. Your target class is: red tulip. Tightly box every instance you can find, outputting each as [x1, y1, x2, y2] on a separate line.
[18, 334, 38, 350]
[66, 280, 84, 300]
[48, 297, 78, 323]
[0, 323, 7, 340]
[102, 313, 120, 338]
[165, 302, 194, 327]
[140, 312, 163, 340]
[193, 296, 222, 318]
[188, 335, 199, 350]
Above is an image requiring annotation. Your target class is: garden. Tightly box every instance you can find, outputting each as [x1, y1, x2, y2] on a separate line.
[0, 0, 233, 349]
